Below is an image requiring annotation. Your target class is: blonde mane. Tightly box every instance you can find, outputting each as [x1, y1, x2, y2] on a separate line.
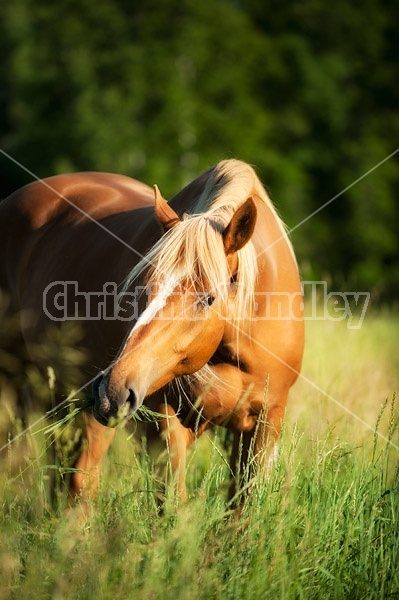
[125, 159, 288, 323]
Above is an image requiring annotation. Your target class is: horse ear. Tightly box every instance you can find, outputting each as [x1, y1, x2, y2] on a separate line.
[154, 185, 181, 231]
[222, 197, 257, 255]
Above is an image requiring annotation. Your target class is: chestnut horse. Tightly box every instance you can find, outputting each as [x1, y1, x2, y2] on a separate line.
[0, 159, 304, 507]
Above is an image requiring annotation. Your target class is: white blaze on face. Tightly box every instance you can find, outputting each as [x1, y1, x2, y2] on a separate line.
[112, 273, 185, 409]
[126, 274, 182, 342]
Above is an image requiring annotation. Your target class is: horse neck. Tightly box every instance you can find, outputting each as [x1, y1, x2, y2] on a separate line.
[252, 197, 300, 295]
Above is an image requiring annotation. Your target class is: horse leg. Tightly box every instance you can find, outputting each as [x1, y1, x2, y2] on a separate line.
[228, 430, 255, 505]
[159, 404, 195, 501]
[68, 411, 115, 513]
[252, 397, 287, 469]
[228, 392, 288, 504]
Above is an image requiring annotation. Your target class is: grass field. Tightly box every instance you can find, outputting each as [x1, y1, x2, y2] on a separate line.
[0, 309, 398, 599]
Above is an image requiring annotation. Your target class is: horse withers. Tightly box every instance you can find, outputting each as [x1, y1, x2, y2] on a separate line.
[0, 159, 304, 509]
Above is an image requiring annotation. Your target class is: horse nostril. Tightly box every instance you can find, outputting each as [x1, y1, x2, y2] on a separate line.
[126, 388, 138, 413]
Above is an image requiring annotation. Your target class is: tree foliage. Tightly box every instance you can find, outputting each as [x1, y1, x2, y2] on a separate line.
[1, 0, 397, 298]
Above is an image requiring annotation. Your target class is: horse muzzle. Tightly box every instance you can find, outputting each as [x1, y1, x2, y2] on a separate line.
[92, 373, 139, 426]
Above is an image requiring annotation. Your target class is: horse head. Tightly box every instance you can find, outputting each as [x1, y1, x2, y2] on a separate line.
[92, 187, 257, 426]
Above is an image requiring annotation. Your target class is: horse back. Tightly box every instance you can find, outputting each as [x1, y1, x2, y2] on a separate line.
[0, 172, 159, 376]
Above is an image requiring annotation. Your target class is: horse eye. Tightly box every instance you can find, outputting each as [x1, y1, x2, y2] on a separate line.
[206, 295, 215, 306]
[198, 294, 215, 308]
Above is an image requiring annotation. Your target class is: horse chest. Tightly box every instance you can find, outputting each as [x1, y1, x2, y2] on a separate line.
[209, 343, 250, 373]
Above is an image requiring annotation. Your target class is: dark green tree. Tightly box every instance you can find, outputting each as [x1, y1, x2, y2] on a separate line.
[1, 0, 397, 297]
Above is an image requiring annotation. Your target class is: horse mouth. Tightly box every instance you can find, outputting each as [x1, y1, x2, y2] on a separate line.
[92, 407, 111, 426]
[92, 373, 137, 427]
[92, 373, 116, 426]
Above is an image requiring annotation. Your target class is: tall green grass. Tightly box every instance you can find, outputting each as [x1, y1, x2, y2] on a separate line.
[1, 312, 398, 599]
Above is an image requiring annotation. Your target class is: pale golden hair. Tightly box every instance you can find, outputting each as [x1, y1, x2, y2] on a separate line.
[125, 159, 289, 323]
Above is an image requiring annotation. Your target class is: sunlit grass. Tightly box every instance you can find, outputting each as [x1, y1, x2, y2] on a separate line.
[289, 308, 398, 449]
[0, 309, 398, 599]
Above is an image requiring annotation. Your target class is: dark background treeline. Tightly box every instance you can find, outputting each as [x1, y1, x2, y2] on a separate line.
[1, 0, 398, 300]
